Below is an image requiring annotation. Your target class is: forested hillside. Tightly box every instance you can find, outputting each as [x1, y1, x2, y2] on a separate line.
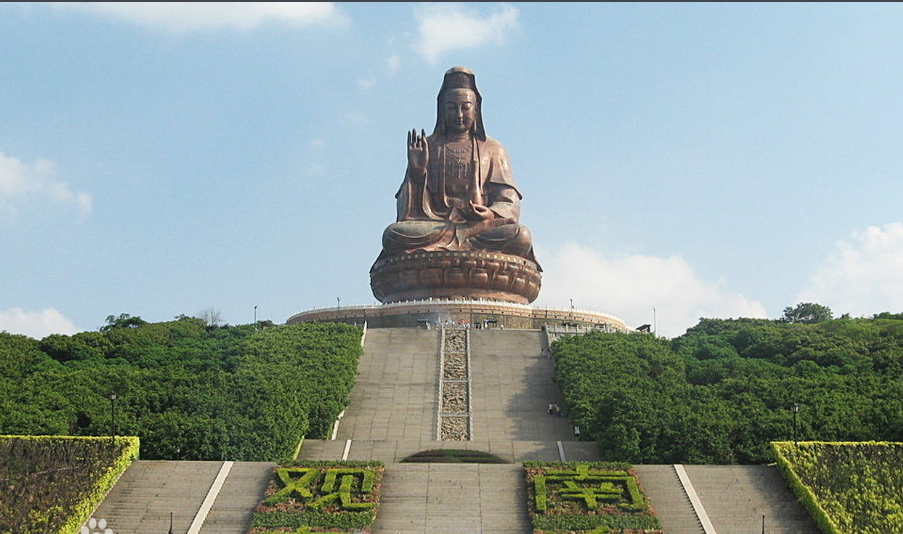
[0, 317, 363, 461]
[553, 312, 903, 464]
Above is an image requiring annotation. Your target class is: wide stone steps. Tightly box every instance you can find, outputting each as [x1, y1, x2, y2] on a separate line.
[90, 461, 223, 534]
[371, 463, 530, 534]
[198, 462, 274, 534]
[633, 465, 706, 534]
[686, 465, 821, 534]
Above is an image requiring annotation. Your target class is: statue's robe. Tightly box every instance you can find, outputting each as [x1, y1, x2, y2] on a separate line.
[380, 134, 538, 266]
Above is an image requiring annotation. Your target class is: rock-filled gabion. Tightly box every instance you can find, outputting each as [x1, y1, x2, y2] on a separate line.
[442, 382, 468, 413]
[439, 328, 471, 441]
[440, 416, 469, 441]
[443, 351, 467, 380]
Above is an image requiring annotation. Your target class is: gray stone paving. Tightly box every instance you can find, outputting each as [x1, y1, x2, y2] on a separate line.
[634, 465, 705, 534]
[90, 460, 223, 534]
[685, 465, 821, 534]
[299, 438, 600, 463]
[296, 327, 597, 534]
[198, 462, 274, 534]
[335, 327, 440, 441]
[470, 329, 577, 441]
[370, 464, 530, 534]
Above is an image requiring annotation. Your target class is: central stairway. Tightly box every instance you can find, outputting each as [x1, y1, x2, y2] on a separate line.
[299, 327, 595, 533]
[299, 327, 821, 534]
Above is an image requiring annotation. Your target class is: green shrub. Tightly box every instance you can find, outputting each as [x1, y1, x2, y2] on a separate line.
[0, 321, 363, 462]
[250, 462, 384, 533]
[551, 316, 903, 465]
[524, 461, 661, 534]
[400, 449, 507, 463]
[0, 435, 139, 534]
[772, 441, 903, 534]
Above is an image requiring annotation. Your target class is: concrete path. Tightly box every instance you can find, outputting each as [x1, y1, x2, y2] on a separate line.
[634, 465, 706, 534]
[685, 465, 821, 534]
[334, 327, 440, 441]
[298, 326, 595, 533]
[198, 462, 274, 534]
[87, 460, 274, 534]
[371, 464, 530, 534]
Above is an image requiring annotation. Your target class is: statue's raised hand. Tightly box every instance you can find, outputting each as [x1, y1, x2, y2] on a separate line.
[407, 128, 429, 177]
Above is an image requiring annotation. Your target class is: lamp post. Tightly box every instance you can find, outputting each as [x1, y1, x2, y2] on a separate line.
[108, 391, 117, 446]
[254, 305, 258, 331]
[791, 402, 799, 446]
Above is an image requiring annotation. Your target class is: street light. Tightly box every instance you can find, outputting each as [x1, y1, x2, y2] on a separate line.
[254, 305, 258, 331]
[791, 402, 800, 446]
[108, 391, 117, 446]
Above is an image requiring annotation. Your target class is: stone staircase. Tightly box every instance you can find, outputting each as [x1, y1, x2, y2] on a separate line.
[685, 465, 821, 534]
[86, 326, 822, 534]
[634, 465, 706, 534]
[89, 461, 224, 533]
[197, 462, 274, 534]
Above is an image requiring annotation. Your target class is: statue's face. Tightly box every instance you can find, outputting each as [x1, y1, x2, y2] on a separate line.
[443, 89, 477, 134]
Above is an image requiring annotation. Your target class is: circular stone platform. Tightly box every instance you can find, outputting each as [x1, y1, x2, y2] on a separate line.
[370, 250, 541, 305]
[286, 299, 633, 332]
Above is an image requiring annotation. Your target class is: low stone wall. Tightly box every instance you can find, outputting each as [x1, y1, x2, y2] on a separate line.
[286, 299, 634, 332]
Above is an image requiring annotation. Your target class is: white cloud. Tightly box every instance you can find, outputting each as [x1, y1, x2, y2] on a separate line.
[0, 150, 92, 216]
[533, 243, 768, 338]
[0, 308, 80, 339]
[357, 76, 378, 89]
[413, 3, 520, 63]
[345, 112, 369, 128]
[797, 223, 903, 317]
[385, 55, 402, 73]
[53, 2, 349, 33]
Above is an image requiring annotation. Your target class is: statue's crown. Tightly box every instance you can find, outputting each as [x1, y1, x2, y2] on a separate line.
[442, 66, 476, 92]
[445, 72, 474, 91]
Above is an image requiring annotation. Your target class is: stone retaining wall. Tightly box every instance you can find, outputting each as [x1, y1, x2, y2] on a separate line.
[287, 299, 634, 332]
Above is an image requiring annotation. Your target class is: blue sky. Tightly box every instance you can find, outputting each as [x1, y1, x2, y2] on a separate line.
[3, 2, 903, 339]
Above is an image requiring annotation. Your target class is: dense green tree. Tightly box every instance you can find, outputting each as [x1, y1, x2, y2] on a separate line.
[0, 319, 362, 462]
[552, 314, 903, 464]
[779, 302, 834, 324]
[100, 313, 148, 331]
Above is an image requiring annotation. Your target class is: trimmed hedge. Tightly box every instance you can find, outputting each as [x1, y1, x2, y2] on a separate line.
[249, 461, 384, 534]
[401, 449, 508, 463]
[0, 435, 139, 534]
[771, 441, 903, 534]
[523, 461, 662, 534]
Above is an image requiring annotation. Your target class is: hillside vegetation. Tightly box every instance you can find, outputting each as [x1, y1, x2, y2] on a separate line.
[552, 313, 903, 464]
[0, 318, 363, 461]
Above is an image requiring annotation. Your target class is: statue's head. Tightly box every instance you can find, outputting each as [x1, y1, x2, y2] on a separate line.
[434, 66, 486, 140]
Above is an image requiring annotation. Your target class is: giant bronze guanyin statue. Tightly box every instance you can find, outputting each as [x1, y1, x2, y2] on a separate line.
[370, 67, 541, 304]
